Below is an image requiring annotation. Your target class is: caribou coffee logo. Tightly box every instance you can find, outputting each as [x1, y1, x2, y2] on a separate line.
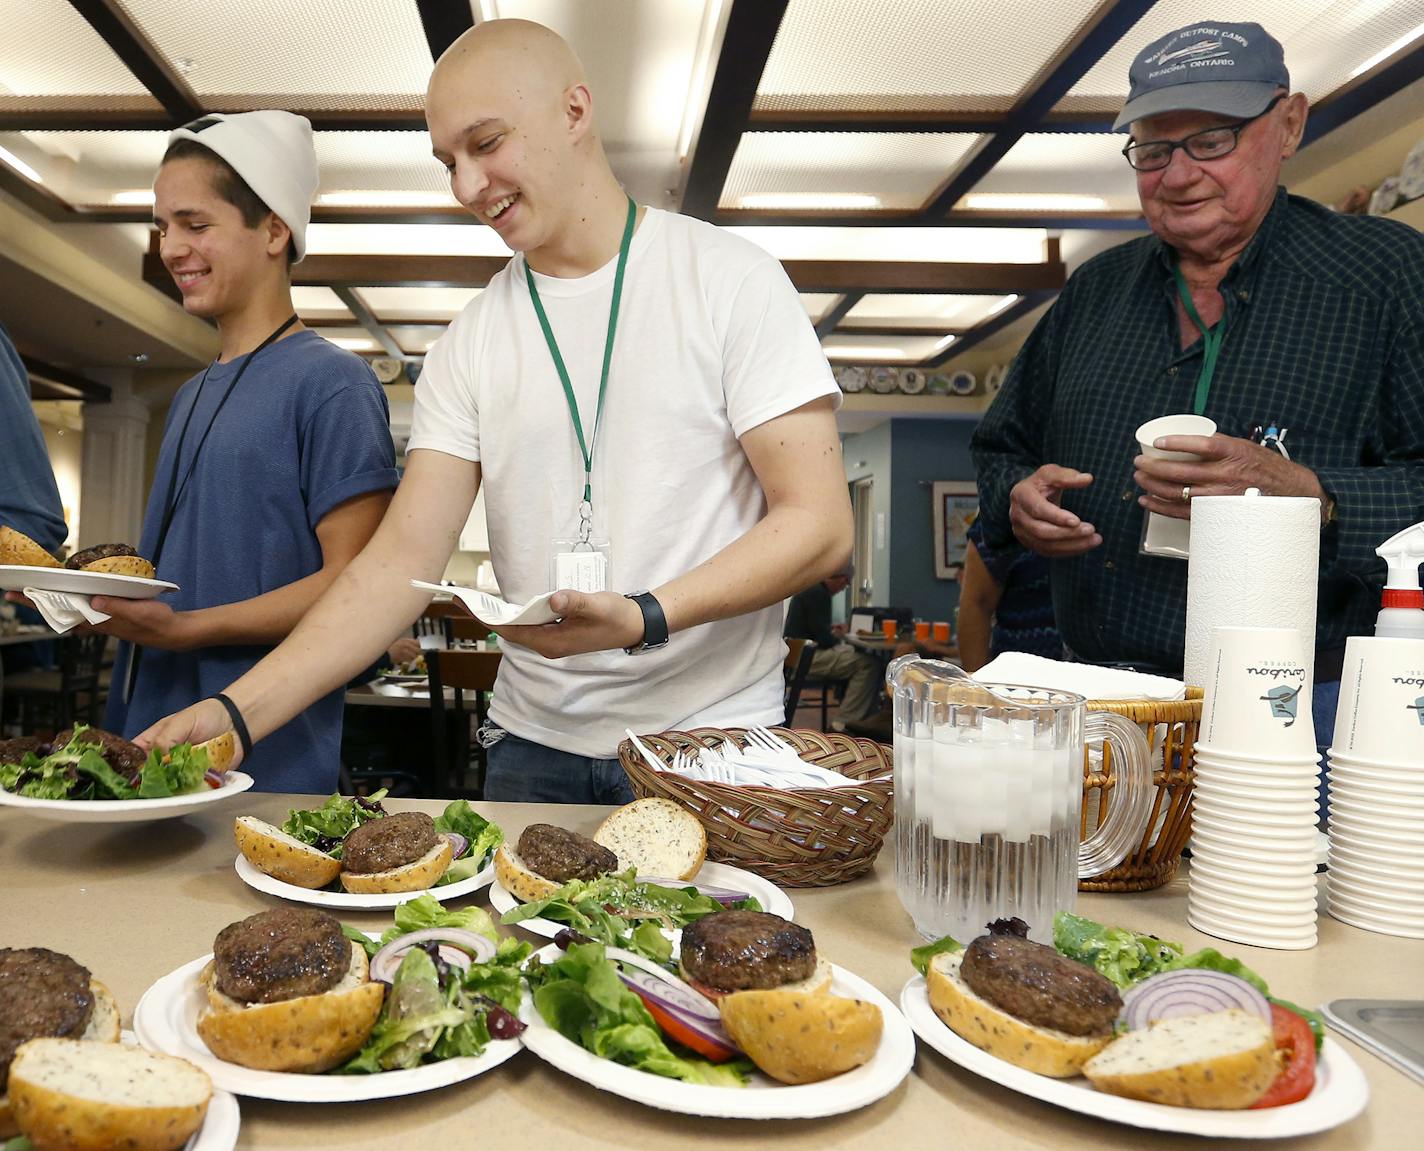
[1392, 675, 1424, 688]
[1245, 663, 1306, 727]
[1410, 695, 1424, 726]
[1259, 684, 1303, 727]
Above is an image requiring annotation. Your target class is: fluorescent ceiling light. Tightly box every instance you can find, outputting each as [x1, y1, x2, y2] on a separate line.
[738, 193, 882, 210]
[111, 190, 155, 205]
[678, 0, 727, 160]
[326, 336, 377, 351]
[0, 145, 42, 183]
[726, 226, 1046, 264]
[1349, 23, 1424, 79]
[962, 193, 1110, 212]
[985, 294, 1019, 317]
[825, 345, 915, 361]
[305, 224, 513, 257]
[931, 334, 957, 353]
[317, 191, 456, 208]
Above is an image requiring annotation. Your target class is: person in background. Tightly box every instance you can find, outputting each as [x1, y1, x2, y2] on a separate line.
[784, 568, 880, 731]
[0, 322, 67, 677]
[131, 20, 851, 802]
[28, 113, 398, 793]
[971, 21, 1424, 746]
[955, 516, 1061, 673]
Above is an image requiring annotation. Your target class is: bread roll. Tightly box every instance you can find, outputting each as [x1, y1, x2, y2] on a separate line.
[0, 526, 61, 568]
[81, 554, 155, 579]
[494, 843, 562, 902]
[340, 835, 454, 893]
[0, 980, 118, 1138]
[719, 989, 882, 1084]
[925, 950, 1110, 1078]
[234, 815, 342, 889]
[594, 798, 706, 881]
[8, 1039, 211, 1151]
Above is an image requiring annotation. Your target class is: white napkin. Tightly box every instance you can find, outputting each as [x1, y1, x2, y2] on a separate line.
[22, 586, 110, 635]
[409, 580, 559, 626]
[974, 652, 1184, 701]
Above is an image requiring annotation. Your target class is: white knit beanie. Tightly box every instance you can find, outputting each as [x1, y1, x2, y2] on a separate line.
[166, 111, 318, 262]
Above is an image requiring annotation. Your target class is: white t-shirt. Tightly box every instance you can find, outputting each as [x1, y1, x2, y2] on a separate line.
[407, 208, 839, 757]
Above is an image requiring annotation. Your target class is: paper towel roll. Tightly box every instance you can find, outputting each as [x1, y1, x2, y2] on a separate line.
[1185, 494, 1320, 692]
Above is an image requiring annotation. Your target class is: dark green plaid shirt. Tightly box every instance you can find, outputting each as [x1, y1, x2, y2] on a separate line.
[972, 189, 1424, 674]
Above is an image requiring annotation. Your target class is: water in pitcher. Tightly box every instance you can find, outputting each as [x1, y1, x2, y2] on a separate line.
[895, 707, 1080, 946]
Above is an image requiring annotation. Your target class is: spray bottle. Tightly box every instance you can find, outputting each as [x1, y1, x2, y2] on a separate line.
[1375, 521, 1424, 639]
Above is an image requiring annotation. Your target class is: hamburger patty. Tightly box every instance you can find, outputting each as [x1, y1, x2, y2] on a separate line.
[0, 736, 48, 764]
[52, 727, 147, 777]
[680, 911, 816, 992]
[0, 949, 95, 1090]
[960, 932, 1121, 1037]
[517, 823, 618, 883]
[212, 908, 349, 1004]
[343, 811, 439, 874]
[65, 543, 140, 570]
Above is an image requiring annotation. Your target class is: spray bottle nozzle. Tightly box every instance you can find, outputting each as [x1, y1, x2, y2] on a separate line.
[1376, 521, 1424, 607]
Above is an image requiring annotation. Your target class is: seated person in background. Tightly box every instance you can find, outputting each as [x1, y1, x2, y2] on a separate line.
[955, 516, 1062, 673]
[784, 569, 880, 732]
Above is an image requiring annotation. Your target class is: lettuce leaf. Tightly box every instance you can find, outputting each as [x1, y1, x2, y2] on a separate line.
[281, 790, 388, 857]
[134, 742, 209, 798]
[432, 801, 503, 885]
[910, 934, 963, 976]
[382, 892, 498, 947]
[341, 947, 466, 1073]
[1052, 910, 1183, 988]
[527, 941, 751, 1087]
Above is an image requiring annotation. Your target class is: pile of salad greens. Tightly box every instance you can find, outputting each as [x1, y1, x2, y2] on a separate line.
[0, 725, 218, 801]
[340, 895, 530, 1072]
[908, 910, 1324, 1051]
[499, 869, 762, 964]
[524, 939, 753, 1087]
[280, 792, 504, 887]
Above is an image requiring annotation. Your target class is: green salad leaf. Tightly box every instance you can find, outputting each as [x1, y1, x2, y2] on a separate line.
[281, 790, 389, 857]
[433, 800, 504, 884]
[0, 726, 213, 801]
[909, 934, 963, 976]
[381, 892, 498, 947]
[526, 940, 752, 1087]
[134, 741, 211, 798]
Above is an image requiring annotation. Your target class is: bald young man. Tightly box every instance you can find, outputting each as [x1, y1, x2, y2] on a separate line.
[136, 20, 851, 801]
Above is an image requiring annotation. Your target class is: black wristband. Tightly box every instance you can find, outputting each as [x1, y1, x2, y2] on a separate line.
[623, 590, 669, 654]
[209, 693, 253, 760]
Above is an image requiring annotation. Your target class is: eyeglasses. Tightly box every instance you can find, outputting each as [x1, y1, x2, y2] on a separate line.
[1122, 95, 1286, 172]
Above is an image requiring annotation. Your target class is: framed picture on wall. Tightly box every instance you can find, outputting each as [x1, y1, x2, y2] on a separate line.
[932, 481, 978, 580]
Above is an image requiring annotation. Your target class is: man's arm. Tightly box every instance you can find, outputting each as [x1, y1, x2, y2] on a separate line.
[133, 450, 479, 758]
[495, 395, 852, 657]
[0, 325, 67, 552]
[955, 541, 1004, 673]
[86, 488, 392, 649]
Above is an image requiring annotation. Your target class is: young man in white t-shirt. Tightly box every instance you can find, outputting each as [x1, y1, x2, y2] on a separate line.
[132, 19, 852, 802]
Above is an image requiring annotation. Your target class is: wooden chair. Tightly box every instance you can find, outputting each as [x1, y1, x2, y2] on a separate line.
[426, 647, 502, 797]
[446, 616, 491, 646]
[783, 638, 814, 726]
[2, 633, 107, 734]
[413, 599, 473, 644]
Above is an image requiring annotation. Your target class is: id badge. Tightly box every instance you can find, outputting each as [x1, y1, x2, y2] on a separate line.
[551, 537, 611, 592]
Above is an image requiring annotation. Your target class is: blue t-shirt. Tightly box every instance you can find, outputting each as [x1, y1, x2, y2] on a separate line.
[0, 322, 67, 551]
[105, 331, 398, 793]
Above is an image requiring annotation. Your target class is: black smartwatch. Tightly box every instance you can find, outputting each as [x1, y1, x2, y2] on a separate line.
[623, 590, 669, 654]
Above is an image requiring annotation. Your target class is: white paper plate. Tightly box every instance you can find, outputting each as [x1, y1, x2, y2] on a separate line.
[489, 860, 794, 938]
[116, 1031, 240, 1151]
[0, 772, 254, 823]
[0, 563, 177, 599]
[520, 943, 914, 1117]
[133, 941, 523, 1102]
[376, 672, 427, 685]
[900, 976, 1368, 1137]
[233, 852, 495, 910]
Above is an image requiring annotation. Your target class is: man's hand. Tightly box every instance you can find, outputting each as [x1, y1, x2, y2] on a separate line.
[386, 636, 422, 665]
[492, 590, 646, 658]
[132, 696, 243, 768]
[84, 597, 199, 649]
[1135, 434, 1329, 521]
[1009, 464, 1102, 557]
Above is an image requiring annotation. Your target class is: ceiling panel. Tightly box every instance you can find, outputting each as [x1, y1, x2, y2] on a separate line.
[963, 132, 1139, 211]
[291, 286, 351, 321]
[0, 130, 166, 204]
[116, 0, 433, 111]
[842, 293, 1017, 330]
[720, 131, 982, 210]
[756, 0, 1102, 113]
[0, 0, 159, 110]
[312, 132, 454, 199]
[822, 331, 952, 362]
[388, 324, 447, 355]
[1062, 1, 1424, 114]
[726, 225, 1048, 263]
[356, 286, 481, 322]
[317, 326, 379, 352]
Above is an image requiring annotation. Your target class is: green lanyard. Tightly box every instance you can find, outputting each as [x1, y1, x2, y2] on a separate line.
[1173, 264, 1224, 416]
[524, 196, 636, 510]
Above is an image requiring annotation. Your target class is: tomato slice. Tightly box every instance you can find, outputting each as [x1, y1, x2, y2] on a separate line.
[629, 989, 737, 1062]
[1251, 1003, 1317, 1109]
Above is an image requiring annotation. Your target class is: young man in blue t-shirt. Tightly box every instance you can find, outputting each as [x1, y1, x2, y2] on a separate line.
[71, 113, 396, 792]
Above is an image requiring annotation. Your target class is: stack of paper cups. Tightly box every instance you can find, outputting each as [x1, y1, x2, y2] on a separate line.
[1189, 626, 1320, 949]
[1325, 635, 1424, 939]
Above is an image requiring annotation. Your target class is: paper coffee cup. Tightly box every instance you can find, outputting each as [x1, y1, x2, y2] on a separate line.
[1333, 635, 1424, 765]
[1136, 414, 1218, 460]
[1200, 626, 1317, 756]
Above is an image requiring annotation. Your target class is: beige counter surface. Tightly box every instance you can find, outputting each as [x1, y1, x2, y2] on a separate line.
[5, 794, 1419, 1149]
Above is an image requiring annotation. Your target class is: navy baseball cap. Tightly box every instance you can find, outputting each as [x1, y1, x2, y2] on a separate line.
[1114, 21, 1289, 131]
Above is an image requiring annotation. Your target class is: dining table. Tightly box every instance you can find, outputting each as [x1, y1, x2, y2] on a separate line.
[3, 795, 1417, 1150]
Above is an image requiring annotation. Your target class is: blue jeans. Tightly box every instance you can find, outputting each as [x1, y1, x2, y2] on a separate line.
[484, 730, 636, 804]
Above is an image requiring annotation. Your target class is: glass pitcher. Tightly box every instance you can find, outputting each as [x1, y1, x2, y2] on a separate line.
[887, 655, 1154, 945]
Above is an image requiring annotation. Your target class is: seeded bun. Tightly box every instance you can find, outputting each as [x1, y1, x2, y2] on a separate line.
[494, 843, 562, 902]
[81, 554, 156, 579]
[0, 526, 61, 568]
[233, 815, 342, 889]
[719, 989, 882, 1084]
[339, 836, 454, 894]
[594, 798, 706, 881]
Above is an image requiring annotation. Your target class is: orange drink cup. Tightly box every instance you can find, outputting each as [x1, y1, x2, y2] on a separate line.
[881, 619, 898, 640]
[933, 621, 950, 642]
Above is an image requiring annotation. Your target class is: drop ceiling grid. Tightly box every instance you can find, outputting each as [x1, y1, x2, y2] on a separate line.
[967, 132, 1139, 208]
[843, 293, 1014, 330]
[1, 130, 167, 203]
[720, 131, 983, 210]
[0, 0, 156, 103]
[314, 132, 454, 196]
[754, 0, 1103, 113]
[115, 0, 433, 110]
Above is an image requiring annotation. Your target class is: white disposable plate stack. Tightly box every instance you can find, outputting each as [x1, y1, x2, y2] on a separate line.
[1324, 636, 1424, 939]
[1187, 626, 1320, 950]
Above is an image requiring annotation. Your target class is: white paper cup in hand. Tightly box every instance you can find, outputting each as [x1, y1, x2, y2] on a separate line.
[1136, 414, 1218, 460]
[1200, 626, 1317, 757]
[1332, 635, 1424, 765]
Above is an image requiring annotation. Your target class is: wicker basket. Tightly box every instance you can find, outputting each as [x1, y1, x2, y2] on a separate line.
[1078, 689, 1202, 893]
[618, 727, 893, 888]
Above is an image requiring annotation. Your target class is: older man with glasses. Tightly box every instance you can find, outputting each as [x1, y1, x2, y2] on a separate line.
[971, 21, 1424, 742]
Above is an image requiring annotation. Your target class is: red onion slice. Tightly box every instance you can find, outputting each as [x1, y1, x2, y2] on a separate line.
[636, 877, 751, 905]
[603, 946, 721, 1021]
[1121, 968, 1272, 1032]
[442, 832, 469, 860]
[370, 927, 496, 984]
